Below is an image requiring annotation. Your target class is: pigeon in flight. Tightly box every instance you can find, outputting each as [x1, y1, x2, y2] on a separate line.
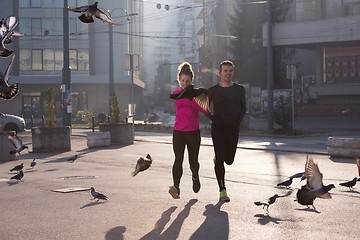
[8, 134, 28, 155]
[67, 154, 78, 163]
[277, 177, 293, 188]
[339, 177, 358, 190]
[66, 2, 120, 25]
[0, 54, 19, 100]
[10, 163, 23, 172]
[356, 157, 360, 177]
[132, 154, 152, 177]
[169, 85, 209, 112]
[90, 187, 108, 201]
[0, 16, 24, 45]
[10, 170, 24, 182]
[0, 29, 14, 58]
[295, 156, 335, 209]
[30, 159, 36, 168]
[254, 194, 279, 214]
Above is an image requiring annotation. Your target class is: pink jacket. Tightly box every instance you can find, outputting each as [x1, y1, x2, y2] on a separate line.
[173, 88, 209, 131]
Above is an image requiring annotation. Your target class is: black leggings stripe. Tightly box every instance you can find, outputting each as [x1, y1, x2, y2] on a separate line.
[172, 130, 201, 188]
[211, 124, 239, 191]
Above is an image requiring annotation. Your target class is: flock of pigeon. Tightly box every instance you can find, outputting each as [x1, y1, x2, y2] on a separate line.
[254, 155, 360, 214]
[0, 2, 122, 101]
[7, 131, 153, 201]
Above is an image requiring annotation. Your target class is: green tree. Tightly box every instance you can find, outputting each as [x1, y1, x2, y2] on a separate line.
[46, 88, 56, 127]
[227, 0, 296, 89]
[228, 0, 267, 88]
[110, 93, 122, 124]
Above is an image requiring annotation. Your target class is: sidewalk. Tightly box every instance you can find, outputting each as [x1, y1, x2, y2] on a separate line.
[71, 128, 329, 156]
[70, 114, 360, 157]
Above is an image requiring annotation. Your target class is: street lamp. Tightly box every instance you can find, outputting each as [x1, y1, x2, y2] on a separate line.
[107, 8, 138, 119]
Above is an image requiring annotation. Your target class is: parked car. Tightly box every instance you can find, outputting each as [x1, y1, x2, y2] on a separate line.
[0, 112, 26, 133]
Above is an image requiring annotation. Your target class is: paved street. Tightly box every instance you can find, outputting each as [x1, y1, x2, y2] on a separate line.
[0, 128, 359, 240]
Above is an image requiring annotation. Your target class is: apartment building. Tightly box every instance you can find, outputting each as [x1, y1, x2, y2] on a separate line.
[0, 0, 144, 122]
[264, 0, 360, 109]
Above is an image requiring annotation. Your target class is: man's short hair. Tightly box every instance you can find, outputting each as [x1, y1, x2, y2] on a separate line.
[219, 60, 234, 71]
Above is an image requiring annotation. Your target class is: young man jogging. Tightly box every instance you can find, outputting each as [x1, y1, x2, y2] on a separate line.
[207, 60, 246, 202]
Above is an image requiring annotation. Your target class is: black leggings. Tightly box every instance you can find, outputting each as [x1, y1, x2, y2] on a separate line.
[172, 130, 201, 188]
[211, 123, 239, 191]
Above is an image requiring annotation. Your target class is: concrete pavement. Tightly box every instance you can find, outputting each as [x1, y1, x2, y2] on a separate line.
[0, 125, 359, 239]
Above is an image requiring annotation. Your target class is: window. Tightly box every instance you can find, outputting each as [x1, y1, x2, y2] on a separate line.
[43, 49, 54, 70]
[20, 49, 31, 71]
[20, 0, 30, 8]
[32, 49, 42, 70]
[343, 1, 360, 16]
[54, 18, 63, 40]
[55, 50, 63, 71]
[325, 0, 342, 19]
[19, 18, 31, 39]
[295, 0, 320, 21]
[31, 0, 41, 7]
[23, 94, 42, 118]
[78, 49, 89, 71]
[43, 18, 53, 38]
[31, 18, 42, 39]
[70, 18, 77, 39]
[20, 49, 89, 72]
[70, 50, 77, 70]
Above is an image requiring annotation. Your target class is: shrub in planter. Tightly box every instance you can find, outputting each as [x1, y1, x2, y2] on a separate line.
[32, 88, 71, 152]
[46, 88, 56, 127]
[110, 93, 123, 124]
[274, 95, 292, 129]
[100, 93, 133, 145]
[76, 109, 93, 125]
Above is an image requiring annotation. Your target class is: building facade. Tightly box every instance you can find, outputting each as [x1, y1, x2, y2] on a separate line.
[0, 0, 145, 123]
[264, 0, 360, 108]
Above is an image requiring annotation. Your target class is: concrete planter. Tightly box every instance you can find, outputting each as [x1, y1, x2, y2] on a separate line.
[0, 131, 16, 162]
[87, 132, 111, 148]
[327, 137, 360, 158]
[99, 123, 134, 145]
[32, 126, 71, 152]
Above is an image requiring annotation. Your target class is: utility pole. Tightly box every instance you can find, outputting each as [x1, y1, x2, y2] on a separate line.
[62, 0, 72, 127]
[109, 23, 114, 116]
[267, 0, 274, 131]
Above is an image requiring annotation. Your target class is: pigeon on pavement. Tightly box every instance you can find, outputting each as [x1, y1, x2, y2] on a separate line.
[67, 155, 78, 163]
[10, 163, 23, 172]
[290, 171, 306, 181]
[90, 187, 108, 201]
[66, 2, 120, 25]
[339, 177, 358, 190]
[30, 159, 36, 168]
[295, 156, 335, 209]
[277, 177, 293, 188]
[169, 85, 209, 112]
[10, 170, 23, 182]
[132, 154, 152, 176]
[254, 194, 279, 214]
[8, 134, 28, 155]
[0, 54, 19, 100]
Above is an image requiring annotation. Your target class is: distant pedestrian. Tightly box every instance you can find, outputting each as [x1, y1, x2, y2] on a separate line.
[207, 60, 246, 202]
[168, 62, 209, 199]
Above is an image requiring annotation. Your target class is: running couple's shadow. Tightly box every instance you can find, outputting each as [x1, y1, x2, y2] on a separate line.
[140, 199, 229, 240]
